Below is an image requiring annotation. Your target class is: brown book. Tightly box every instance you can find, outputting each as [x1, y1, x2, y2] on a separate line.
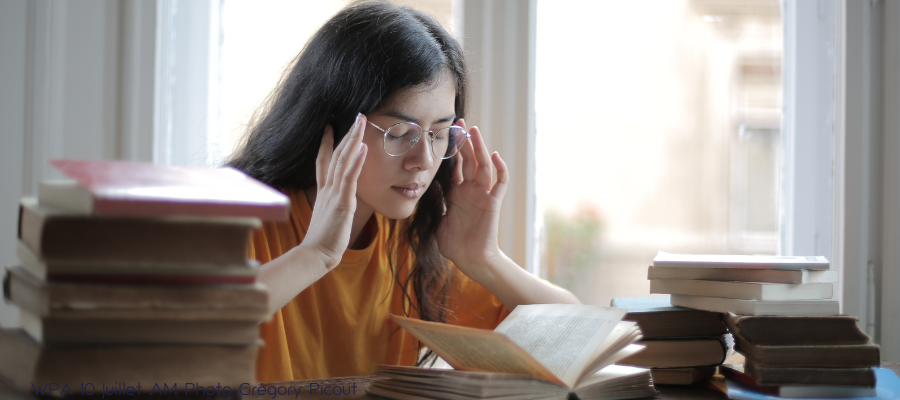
[743, 359, 876, 387]
[731, 328, 880, 368]
[16, 241, 258, 284]
[610, 296, 726, 339]
[4, 266, 268, 321]
[0, 328, 258, 393]
[735, 340, 880, 368]
[18, 198, 259, 266]
[617, 336, 727, 368]
[724, 312, 871, 345]
[649, 366, 717, 385]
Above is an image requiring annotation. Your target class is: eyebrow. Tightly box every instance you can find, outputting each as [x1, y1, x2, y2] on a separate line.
[380, 110, 457, 126]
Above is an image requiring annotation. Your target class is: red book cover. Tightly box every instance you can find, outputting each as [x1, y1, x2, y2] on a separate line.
[44, 159, 290, 221]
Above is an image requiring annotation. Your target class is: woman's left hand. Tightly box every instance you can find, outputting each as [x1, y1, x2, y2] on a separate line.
[436, 120, 509, 277]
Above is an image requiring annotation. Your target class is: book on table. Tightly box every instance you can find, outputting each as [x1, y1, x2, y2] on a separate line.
[609, 296, 725, 385]
[367, 304, 657, 400]
[649, 279, 833, 301]
[740, 359, 876, 387]
[669, 294, 840, 316]
[647, 366, 717, 386]
[18, 198, 260, 267]
[652, 251, 830, 270]
[15, 240, 258, 284]
[0, 328, 257, 393]
[647, 265, 838, 284]
[719, 364, 878, 399]
[4, 266, 269, 345]
[40, 159, 289, 220]
[609, 295, 726, 339]
[616, 336, 728, 369]
[722, 312, 871, 345]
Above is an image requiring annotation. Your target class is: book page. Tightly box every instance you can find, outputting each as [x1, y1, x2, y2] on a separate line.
[390, 315, 564, 386]
[493, 304, 626, 388]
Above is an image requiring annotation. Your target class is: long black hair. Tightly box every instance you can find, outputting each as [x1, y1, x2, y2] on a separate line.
[227, 1, 466, 365]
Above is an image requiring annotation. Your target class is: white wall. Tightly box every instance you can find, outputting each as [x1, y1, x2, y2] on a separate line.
[0, 0, 156, 327]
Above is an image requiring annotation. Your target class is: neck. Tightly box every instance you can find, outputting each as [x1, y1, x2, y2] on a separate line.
[304, 188, 375, 249]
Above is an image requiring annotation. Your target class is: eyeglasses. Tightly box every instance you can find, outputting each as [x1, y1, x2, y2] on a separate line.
[368, 121, 470, 159]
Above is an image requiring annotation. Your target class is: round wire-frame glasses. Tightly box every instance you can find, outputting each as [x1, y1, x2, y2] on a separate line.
[368, 121, 470, 160]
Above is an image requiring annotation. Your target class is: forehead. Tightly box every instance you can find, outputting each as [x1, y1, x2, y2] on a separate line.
[376, 71, 457, 124]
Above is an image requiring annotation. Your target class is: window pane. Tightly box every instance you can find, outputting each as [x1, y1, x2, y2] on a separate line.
[535, 0, 783, 306]
[212, 0, 455, 167]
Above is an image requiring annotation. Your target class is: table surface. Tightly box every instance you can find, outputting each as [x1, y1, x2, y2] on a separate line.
[247, 361, 900, 400]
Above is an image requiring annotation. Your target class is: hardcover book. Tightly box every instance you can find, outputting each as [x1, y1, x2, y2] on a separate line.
[610, 296, 726, 339]
[18, 199, 258, 266]
[648, 266, 838, 284]
[0, 328, 258, 393]
[723, 312, 871, 345]
[41, 159, 289, 221]
[670, 295, 840, 317]
[650, 279, 833, 301]
[719, 364, 878, 398]
[652, 252, 829, 270]
[617, 336, 728, 368]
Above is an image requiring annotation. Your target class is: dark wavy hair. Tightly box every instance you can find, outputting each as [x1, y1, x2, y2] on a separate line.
[227, 1, 466, 365]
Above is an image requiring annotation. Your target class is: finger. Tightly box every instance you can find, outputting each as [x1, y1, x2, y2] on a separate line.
[328, 114, 363, 185]
[452, 151, 464, 184]
[461, 133, 477, 182]
[469, 126, 492, 188]
[333, 114, 366, 183]
[489, 151, 509, 200]
[340, 143, 368, 203]
[451, 119, 467, 184]
[318, 125, 335, 188]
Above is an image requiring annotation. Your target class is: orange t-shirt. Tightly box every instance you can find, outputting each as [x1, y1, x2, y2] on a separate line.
[250, 191, 511, 382]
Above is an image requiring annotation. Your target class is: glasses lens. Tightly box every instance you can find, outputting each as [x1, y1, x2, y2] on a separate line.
[433, 126, 468, 159]
[383, 123, 423, 156]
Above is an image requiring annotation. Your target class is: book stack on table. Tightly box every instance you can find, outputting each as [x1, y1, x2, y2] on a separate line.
[0, 160, 289, 395]
[611, 296, 728, 385]
[718, 312, 881, 398]
[647, 251, 840, 316]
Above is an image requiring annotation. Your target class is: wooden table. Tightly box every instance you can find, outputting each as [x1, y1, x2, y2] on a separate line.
[247, 362, 900, 400]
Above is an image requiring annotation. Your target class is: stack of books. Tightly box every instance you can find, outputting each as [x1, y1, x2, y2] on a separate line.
[719, 312, 881, 397]
[0, 160, 289, 395]
[648, 251, 840, 316]
[611, 296, 727, 385]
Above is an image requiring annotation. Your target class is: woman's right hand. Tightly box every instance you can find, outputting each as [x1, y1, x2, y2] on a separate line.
[300, 113, 368, 270]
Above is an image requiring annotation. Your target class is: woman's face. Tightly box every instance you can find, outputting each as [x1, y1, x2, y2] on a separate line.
[357, 73, 457, 219]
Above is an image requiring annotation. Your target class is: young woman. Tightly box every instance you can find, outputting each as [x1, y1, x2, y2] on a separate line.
[228, 1, 580, 382]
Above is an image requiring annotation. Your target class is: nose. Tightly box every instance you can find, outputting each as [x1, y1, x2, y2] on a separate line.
[402, 132, 434, 171]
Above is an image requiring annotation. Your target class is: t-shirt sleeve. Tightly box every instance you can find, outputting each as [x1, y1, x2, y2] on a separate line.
[445, 263, 512, 330]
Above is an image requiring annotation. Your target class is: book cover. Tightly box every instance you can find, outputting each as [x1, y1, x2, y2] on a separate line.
[653, 251, 829, 270]
[670, 295, 840, 317]
[650, 279, 833, 301]
[724, 312, 871, 345]
[42, 159, 290, 221]
[731, 330, 880, 368]
[610, 296, 726, 339]
[720, 364, 883, 399]
[0, 328, 258, 393]
[19, 199, 258, 266]
[617, 335, 728, 368]
[648, 266, 838, 284]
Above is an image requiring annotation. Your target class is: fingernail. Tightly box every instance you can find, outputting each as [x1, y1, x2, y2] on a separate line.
[358, 143, 367, 155]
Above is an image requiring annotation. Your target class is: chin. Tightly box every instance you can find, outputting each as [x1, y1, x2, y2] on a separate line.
[376, 202, 418, 220]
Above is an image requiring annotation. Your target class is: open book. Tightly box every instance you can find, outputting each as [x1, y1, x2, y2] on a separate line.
[367, 304, 657, 400]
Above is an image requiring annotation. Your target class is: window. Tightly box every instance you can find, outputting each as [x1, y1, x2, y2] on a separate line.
[535, 0, 785, 306]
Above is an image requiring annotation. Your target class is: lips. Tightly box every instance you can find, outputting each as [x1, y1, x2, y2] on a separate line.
[391, 183, 426, 198]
